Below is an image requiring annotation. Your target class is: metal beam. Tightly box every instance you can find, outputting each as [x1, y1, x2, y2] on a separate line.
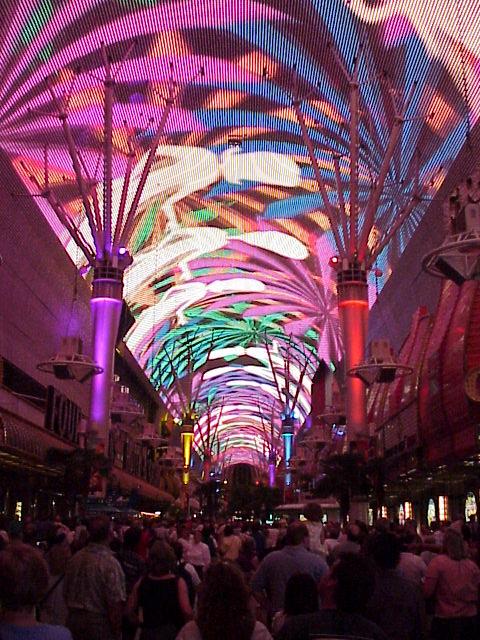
[46, 77, 102, 257]
[293, 100, 346, 256]
[101, 42, 114, 256]
[358, 82, 417, 261]
[119, 81, 176, 246]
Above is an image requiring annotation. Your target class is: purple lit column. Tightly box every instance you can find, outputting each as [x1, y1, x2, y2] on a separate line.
[268, 451, 276, 488]
[89, 262, 124, 452]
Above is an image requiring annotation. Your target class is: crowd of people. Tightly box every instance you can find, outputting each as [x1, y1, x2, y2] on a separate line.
[0, 508, 479, 640]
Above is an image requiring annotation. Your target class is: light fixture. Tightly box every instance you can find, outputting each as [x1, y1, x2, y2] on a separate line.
[37, 337, 102, 383]
[329, 255, 340, 269]
[348, 340, 413, 386]
[423, 170, 480, 284]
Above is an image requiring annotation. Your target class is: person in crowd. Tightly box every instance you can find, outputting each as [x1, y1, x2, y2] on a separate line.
[467, 514, 479, 541]
[126, 541, 192, 640]
[38, 527, 71, 626]
[374, 517, 391, 534]
[330, 522, 364, 561]
[177, 526, 193, 558]
[219, 524, 242, 561]
[424, 527, 480, 640]
[397, 531, 427, 586]
[0, 543, 72, 639]
[251, 522, 328, 619]
[185, 528, 211, 578]
[71, 519, 88, 554]
[323, 522, 341, 560]
[53, 515, 74, 545]
[176, 561, 272, 640]
[0, 514, 9, 548]
[8, 520, 24, 547]
[201, 523, 218, 559]
[303, 503, 325, 556]
[153, 520, 169, 541]
[136, 519, 155, 560]
[237, 536, 259, 581]
[265, 523, 280, 552]
[461, 523, 479, 563]
[117, 527, 147, 640]
[118, 527, 146, 596]
[22, 515, 37, 547]
[172, 541, 200, 607]
[63, 515, 126, 640]
[275, 520, 288, 548]
[276, 553, 387, 640]
[251, 521, 266, 560]
[271, 572, 319, 636]
[365, 532, 425, 640]
[430, 520, 445, 548]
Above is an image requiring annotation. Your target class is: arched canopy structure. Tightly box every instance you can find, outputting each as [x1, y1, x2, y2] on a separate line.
[2, 0, 480, 467]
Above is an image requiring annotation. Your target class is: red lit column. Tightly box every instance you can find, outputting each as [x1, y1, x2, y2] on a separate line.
[337, 262, 369, 446]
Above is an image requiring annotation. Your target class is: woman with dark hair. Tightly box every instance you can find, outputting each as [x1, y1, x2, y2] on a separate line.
[0, 543, 72, 639]
[424, 528, 480, 640]
[271, 573, 319, 635]
[276, 554, 387, 640]
[126, 541, 192, 640]
[176, 561, 272, 640]
[237, 537, 259, 581]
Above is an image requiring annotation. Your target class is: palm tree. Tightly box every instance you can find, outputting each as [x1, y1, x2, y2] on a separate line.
[314, 452, 371, 524]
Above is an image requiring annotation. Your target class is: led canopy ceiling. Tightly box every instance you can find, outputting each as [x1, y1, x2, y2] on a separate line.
[2, 0, 480, 467]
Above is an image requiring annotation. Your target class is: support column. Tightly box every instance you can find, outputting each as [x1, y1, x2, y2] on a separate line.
[268, 451, 276, 488]
[89, 262, 123, 453]
[181, 418, 195, 486]
[282, 416, 295, 488]
[202, 451, 211, 482]
[337, 261, 369, 447]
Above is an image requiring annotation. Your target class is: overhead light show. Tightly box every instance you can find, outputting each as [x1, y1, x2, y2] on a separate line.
[3, 0, 480, 465]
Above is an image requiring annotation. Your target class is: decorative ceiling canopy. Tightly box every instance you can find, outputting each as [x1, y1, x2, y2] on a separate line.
[3, 0, 480, 466]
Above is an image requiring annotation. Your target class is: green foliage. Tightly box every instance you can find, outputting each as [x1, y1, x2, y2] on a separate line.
[226, 483, 282, 517]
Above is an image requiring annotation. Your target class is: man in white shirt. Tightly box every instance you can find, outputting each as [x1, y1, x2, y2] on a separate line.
[186, 528, 211, 578]
[398, 533, 427, 586]
[398, 550, 427, 586]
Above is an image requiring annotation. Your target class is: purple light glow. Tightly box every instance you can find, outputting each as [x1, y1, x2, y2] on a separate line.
[89, 296, 122, 449]
[268, 463, 276, 488]
[383, 14, 414, 46]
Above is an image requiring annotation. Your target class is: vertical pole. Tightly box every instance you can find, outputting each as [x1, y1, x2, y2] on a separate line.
[282, 416, 295, 490]
[181, 420, 194, 486]
[102, 48, 114, 256]
[337, 263, 369, 449]
[89, 267, 123, 454]
[268, 451, 276, 488]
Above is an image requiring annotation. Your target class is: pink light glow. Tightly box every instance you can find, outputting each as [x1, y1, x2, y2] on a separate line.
[89, 296, 123, 448]
[383, 15, 414, 47]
